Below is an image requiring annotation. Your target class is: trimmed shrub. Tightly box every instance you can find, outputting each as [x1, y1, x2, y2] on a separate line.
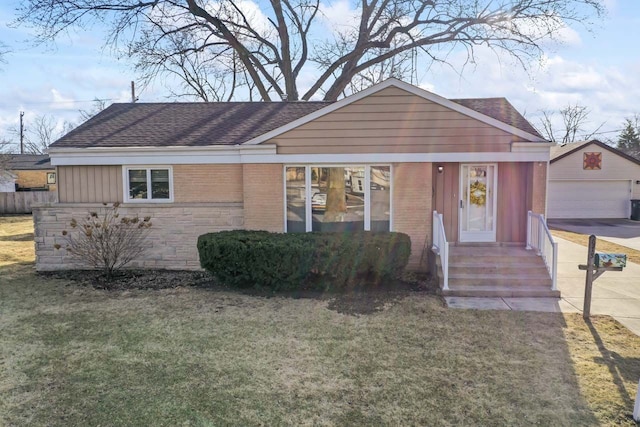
[197, 231, 411, 291]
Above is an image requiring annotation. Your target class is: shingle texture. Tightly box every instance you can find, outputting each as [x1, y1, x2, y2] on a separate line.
[51, 95, 542, 149]
[7, 154, 52, 170]
[52, 102, 330, 148]
[451, 97, 543, 139]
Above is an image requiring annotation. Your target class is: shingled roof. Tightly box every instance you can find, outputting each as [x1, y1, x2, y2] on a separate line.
[7, 154, 53, 170]
[51, 93, 542, 149]
[451, 98, 543, 139]
[52, 102, 330, 148]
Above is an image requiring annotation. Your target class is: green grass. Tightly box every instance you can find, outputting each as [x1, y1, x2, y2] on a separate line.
[1, 215, 640, 426]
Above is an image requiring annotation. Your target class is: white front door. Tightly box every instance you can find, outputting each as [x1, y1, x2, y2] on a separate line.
[459, 164, 497, 242]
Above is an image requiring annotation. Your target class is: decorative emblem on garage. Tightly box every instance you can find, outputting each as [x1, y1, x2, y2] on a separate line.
[583, 152, 602, 170]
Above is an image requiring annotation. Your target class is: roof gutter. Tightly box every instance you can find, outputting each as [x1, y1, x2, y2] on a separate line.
[48, 144, 277, 166]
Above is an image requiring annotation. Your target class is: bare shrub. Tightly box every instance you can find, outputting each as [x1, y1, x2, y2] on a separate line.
[56, 203, 152, 279]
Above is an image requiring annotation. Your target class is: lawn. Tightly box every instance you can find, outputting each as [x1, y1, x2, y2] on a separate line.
[551, 229, 640, 265]
[1, 215, 640, 426]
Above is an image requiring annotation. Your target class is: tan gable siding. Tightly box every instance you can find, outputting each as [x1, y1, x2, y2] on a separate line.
[58, 166, 123, 203]
[550, 145, 640, 199]
[173, 164, 243, 203]
[271, 87, 516, 155]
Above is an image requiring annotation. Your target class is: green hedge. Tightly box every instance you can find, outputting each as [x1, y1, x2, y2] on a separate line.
[197, 231, 411, 291]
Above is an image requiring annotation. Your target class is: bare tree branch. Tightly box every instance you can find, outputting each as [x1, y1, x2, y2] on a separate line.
[537, 103, 606, 144]
[15, 0, 606, 102]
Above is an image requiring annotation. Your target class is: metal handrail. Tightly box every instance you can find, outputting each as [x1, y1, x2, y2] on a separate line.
[526, 210, 558, 291]
[432, 210, 449, 290]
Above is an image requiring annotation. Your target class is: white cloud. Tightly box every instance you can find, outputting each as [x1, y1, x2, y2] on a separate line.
[555, 25, 582, 46]
[417, 42, 640, 141]
[603, 0, 617, 12]
[418, 82, 435, 93]
[318, 0, 359, 35]
[50, 89, 75, 108]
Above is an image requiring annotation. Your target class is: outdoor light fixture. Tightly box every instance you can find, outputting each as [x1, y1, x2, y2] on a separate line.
[437, 165, 444, 174]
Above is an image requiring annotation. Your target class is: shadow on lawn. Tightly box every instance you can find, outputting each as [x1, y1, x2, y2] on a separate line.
[41, 268, 439, 316]
[586, 319, 640, 409]
[0, 232, 34, 242]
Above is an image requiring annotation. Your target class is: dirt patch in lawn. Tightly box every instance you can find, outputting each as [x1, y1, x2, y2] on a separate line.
[41, 269, 438, 316]
[40, 269, 218, 291]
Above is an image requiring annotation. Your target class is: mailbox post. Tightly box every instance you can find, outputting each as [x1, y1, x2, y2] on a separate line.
[578, 235, 625, 319]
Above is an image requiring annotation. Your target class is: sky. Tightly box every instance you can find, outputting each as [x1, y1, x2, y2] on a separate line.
[0, 0, 638, 151]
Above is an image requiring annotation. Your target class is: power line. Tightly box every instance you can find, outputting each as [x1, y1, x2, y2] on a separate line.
[12, 98, 115, 106]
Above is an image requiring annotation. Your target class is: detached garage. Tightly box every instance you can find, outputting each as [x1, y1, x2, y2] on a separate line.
[548, 140, 640, 219]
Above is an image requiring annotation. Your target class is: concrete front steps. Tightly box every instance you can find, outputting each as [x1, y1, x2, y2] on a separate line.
[439, 245, 560, 298]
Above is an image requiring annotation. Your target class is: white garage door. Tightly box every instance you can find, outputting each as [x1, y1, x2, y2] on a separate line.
[548, 180, 631, 219]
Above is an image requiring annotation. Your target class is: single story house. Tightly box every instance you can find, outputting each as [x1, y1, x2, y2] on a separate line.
[36, 79, 556, 296]
[8, 154, 57, 192]
[549, 140, 640, 219]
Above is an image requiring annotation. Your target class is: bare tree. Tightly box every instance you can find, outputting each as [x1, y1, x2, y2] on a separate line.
[8, 114, 74, 155]
[538, 103, 605, 144]
[0, 137, 13, 171]
[16, 0, 605, 102]
[0, 41, 9, 69]
[79, 98, 108, 121]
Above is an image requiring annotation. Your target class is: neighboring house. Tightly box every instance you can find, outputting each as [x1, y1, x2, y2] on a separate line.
[549, 140, 640, 219]
[8, 154, 57, 192]
[0, 170, 17, 192]
[36, 79, 555, 296]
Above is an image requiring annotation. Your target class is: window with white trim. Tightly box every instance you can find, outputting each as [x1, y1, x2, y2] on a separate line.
[125, 167, 173, 202]
[285, 165, 391, 232]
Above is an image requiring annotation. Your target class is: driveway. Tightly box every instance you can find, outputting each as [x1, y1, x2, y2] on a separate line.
[553, 236, 640, 335]
[547, 218, 640, 251]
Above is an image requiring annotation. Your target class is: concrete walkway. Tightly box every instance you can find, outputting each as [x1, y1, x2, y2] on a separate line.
[446, 237, 640, 336]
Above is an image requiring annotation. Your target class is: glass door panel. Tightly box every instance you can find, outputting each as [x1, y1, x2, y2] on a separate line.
[459, 164, 497, 242]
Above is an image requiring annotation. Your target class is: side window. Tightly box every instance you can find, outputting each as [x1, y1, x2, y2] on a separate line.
[125, 167, 173, 202]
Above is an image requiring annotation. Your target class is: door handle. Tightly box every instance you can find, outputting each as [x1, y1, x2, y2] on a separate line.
[460, 200, 463, 209]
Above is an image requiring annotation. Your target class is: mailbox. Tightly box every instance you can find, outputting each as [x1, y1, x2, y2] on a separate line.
[594, 253, 627, 268]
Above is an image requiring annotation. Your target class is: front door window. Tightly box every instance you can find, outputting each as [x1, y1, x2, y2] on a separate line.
[460, 164, 497, 242]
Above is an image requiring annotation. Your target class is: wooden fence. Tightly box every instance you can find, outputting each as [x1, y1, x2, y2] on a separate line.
[0, 191, 57, 214]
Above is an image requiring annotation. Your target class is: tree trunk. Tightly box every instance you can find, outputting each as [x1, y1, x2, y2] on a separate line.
[323, 167, 347, 222]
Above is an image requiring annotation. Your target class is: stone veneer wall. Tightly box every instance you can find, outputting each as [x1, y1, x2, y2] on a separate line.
[33, 202, 243, 271]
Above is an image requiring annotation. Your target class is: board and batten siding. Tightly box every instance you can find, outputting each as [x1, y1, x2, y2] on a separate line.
[432, 162, 536, 244]
[58, 166, 123, 203]
[550, 146, 640, 199]
[270, 86, 519, 155]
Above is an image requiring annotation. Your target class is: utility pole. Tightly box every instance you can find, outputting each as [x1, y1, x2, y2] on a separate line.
[131, 81, 137, 103]
[19, 111, 24, 154]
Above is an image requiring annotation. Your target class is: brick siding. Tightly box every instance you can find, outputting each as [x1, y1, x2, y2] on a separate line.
[532, 162, 548, 216]
[173, 164, 243, 203]
[242, 164, 285, 232]
[392, 163, 432, 270]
